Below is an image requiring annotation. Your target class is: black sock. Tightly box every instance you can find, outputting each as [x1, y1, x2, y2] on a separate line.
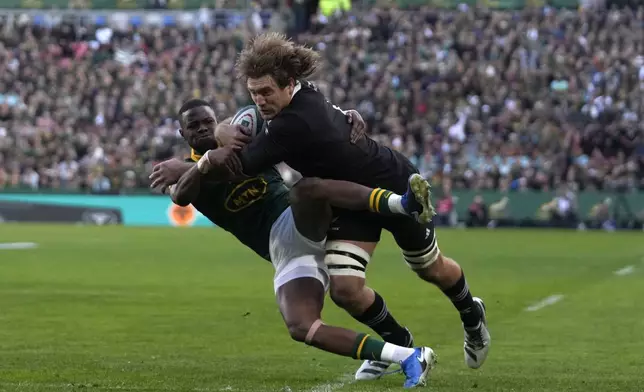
[442, 271, 481, 329]
[354, 291, 413, 347]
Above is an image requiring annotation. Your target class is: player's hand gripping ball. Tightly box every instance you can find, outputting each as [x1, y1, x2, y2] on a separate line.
[214, 105, 265, 150]
[230, 105, 265, 137]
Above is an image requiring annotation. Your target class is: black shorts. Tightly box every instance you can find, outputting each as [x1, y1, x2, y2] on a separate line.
[326, 149, 433, 254]
[327, 208, 436, 254]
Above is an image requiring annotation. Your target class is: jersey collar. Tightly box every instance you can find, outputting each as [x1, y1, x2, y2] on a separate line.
[292, 81, 301, 97]
[190, 149, 202, 162]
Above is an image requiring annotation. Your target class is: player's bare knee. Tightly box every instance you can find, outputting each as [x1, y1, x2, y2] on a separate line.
[324, 241, 371, 311]
[288, 182, 304, 206]
[417, 253, 463, 288]
[284, 317, 316, 343]
[414, 253, 447, 282]
[289, 178, 332, 241]
[290, 177, 326, 204]
[329, 278, 365, 309]
[286, 318, 325, 346]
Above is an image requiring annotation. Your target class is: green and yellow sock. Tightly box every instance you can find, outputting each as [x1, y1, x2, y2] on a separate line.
[368, 188, 405, 215]
[351, 333, 386, 361]
[351, 333, 417, 363]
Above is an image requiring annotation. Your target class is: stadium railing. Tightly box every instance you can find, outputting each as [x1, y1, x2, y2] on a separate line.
[0, 189, 641, 229]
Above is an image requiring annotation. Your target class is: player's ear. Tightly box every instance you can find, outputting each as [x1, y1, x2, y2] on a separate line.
[287, 78, 296, 92]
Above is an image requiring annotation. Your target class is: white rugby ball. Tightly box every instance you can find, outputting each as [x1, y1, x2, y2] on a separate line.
[230, 105, 264, 137]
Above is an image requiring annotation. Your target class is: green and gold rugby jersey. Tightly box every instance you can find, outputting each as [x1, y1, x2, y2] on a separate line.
[186, 150, 290, 261]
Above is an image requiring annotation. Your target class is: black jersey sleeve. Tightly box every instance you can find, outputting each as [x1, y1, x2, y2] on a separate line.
[239, 112, 309, 175]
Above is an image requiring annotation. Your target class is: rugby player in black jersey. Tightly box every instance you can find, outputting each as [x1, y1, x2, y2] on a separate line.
[150, 99, 437, 388]
[202, 33, 491, 379]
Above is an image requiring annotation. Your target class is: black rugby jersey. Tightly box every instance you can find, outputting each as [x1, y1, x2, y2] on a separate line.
[239, 81, 416, 193]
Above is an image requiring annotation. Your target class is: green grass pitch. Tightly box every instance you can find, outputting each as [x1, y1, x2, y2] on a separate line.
[0, 224, 642, 392]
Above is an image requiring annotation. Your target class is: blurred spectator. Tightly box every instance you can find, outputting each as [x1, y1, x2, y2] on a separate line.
[0, 5, 642, 194]
[147, 0, 169, 9]
[196, 3, 212, 42]
[248, 1, 266, 34]
[467, 195, 488, 227]
[549, 187, 580, 227]
[588, 197, 616, 230]
[435, 185, 455, 226]
[488, 196, 509, 220]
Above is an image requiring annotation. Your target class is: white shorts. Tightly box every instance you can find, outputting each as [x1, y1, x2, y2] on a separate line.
[269, 207, 329, 293]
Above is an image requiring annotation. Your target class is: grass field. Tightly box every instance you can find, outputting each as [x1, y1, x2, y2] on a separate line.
[0, 224, 642, 392]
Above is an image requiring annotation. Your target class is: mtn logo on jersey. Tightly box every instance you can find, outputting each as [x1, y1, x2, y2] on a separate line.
[224, 177, 268, 212]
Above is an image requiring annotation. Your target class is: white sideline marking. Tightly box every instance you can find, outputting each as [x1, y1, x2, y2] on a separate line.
[308, 374, 353, 392]
[525, 294, 564, 312]
[614, 265, 635, 276]
[0, 242, 38, 250]
[0, 383, 219, 391]
[1, 377, 351, 392]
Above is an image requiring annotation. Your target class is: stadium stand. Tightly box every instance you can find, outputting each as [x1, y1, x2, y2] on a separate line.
[0, 4, 641, 196]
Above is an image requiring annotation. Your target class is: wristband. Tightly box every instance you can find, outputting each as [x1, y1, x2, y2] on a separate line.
[196, 150, 212, 174]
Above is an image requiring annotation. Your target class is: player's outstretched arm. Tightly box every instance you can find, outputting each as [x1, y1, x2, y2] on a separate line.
[150, 158, 195, 193]
[159, 156, 240, 207]
[292, 176, 435, 224]
[171, 164, 202, 207]
[172, 145, 245, 206]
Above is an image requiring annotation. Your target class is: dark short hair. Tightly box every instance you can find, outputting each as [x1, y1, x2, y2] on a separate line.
[177, 99, 212, 120]
[235, 32, 320, 88]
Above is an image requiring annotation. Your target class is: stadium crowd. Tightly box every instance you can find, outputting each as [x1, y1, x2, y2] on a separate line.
[0, 5, 642, 194]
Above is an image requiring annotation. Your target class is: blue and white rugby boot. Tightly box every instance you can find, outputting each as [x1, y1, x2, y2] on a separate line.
[400, 347, 437, 388]
[355, 328, 414, 381]
[401, 173, 436, 224]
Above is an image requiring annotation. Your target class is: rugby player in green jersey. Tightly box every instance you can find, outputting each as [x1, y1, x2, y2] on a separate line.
[149, 99, 437, 388]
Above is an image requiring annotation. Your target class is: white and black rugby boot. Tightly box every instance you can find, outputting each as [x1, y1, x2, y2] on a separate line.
[463, 297, 490, 369]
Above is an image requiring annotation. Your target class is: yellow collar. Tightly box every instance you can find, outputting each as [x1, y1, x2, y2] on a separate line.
[190, 149, 202, 162]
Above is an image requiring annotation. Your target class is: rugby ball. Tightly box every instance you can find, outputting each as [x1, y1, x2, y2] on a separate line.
[230, 105, 264, 137]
